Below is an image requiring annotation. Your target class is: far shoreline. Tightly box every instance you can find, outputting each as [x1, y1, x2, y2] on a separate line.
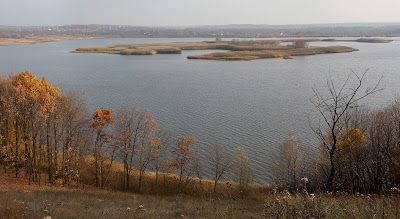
[0, 35, 395, 46]
[0, 36, 102, 46]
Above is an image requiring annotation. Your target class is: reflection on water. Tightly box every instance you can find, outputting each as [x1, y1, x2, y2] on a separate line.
[0, 37, 399, 182]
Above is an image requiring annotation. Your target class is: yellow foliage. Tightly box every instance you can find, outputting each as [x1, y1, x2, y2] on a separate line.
[337, 127, 365, 157]
[10, 71, 62, 117]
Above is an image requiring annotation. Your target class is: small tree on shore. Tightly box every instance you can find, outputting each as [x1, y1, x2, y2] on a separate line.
[153, 126, 174, 189]
[92, 108, 113, 189]
[167, 136, 196, 192]
[272, 132, 301, 191]
[207, 143, 232, 196]
[234, 147, 253, 192]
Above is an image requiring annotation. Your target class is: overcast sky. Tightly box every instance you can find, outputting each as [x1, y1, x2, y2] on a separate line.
[1, 0, 399, 26]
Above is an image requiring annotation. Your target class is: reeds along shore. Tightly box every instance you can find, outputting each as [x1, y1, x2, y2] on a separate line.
[71, 39, 358, 60]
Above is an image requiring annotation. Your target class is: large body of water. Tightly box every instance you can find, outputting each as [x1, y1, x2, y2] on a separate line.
[0, 37, 399, 182]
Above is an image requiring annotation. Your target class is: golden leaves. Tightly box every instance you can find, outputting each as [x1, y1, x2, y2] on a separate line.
[337, 127, 365, 164]
[9, 71, 62, 118]
[337, 127, 365, 155]
[92, 108, 114, 143]
[92, 108, 114, 128]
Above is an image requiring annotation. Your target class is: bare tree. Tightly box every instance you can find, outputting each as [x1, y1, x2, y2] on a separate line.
[233, 147, 253, 192]
[114, 106, 158, 192]
[207, 143, 232, 196]
[191, 151, 204, 195]
[153, 126, 173, 190]
[114, 106, 136, 191]
[311, 69, 382, 191]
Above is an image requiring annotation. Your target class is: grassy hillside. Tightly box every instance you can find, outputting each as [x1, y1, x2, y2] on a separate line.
[1, 172, 399, 219]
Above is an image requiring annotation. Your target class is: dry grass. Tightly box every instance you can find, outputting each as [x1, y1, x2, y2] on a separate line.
[71, 40, 358, 60]
[74, 157, 270, 200]
[1, 172, 399, 219]
[1, 169, 400, 218]
[187, 46, 358, 61]
[0, 187, 264, 219]
[120, 49, 157, 55]
[0, 169, 264, 219]
[262, 191, 400, 218]
[2, 158, 398, 218]
[0, 36, 100, 46]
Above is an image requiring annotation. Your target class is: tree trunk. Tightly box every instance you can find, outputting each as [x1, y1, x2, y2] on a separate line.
[214, 180, 217, 196]
[14, 120, 19, 178]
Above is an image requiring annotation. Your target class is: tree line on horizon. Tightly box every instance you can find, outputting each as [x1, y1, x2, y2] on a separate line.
[0, 70, 400, 196]
[2, 24, 400, 38]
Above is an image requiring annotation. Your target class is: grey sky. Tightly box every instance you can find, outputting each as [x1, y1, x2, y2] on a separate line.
[1, 0, 399, 26]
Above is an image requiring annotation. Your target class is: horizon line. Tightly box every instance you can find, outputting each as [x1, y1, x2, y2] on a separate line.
[2, 22, 400, 28]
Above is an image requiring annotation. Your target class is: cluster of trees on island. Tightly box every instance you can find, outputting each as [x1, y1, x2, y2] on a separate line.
[0, 71, 400, 196]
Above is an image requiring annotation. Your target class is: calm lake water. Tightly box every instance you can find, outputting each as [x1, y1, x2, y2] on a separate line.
[1, 37, 399, 182]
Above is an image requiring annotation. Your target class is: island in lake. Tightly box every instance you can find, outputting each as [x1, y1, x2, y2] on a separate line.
[321, 38, 393, 43]
[71, 39, 359, 60]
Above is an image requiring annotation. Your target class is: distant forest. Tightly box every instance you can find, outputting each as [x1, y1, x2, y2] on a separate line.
[1, 23, 400, 38]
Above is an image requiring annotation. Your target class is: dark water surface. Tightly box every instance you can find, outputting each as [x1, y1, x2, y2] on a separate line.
[1, 37, 399, 181]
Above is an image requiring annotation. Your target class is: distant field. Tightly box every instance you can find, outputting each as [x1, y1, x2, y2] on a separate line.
[0, 36, 100, 46]
[72, 39, 359, 60]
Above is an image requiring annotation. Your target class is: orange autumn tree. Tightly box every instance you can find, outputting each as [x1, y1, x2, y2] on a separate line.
[167, 136, 196, 190]
[34, 76, 62, 185]
[0, 71, 92, 188]
[10, 71, 42, 180]
[92, 107, 114, 188]
[0, 76, 21, 176]
[10, 71, 61, 184]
